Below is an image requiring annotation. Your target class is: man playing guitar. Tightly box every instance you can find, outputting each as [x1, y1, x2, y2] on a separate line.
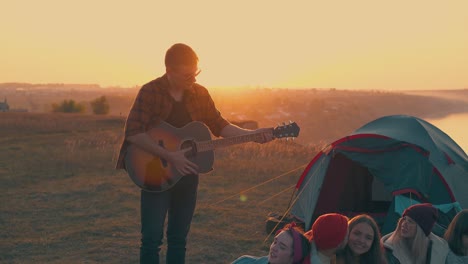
[116, 43, 273, 264]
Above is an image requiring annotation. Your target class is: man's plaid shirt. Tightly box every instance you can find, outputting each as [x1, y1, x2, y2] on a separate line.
[115, 74, 229, 170]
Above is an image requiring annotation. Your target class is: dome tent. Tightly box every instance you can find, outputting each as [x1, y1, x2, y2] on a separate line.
[290, 115, 468, 236]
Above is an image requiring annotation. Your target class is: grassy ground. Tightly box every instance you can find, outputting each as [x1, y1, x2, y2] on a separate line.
[0, 113, 315, 263]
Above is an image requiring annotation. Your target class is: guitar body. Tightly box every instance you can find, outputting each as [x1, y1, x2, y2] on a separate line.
[125, 121, 214, 192]
[124, 120, 300, 192]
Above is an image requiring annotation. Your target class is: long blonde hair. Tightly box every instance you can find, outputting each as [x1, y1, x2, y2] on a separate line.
[389, 217, 430, 264]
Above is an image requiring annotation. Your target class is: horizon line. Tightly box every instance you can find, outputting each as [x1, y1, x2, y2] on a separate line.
[0, 82, 467, 92]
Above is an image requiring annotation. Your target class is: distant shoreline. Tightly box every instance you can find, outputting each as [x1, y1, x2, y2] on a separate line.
[419, 108, 468, 120]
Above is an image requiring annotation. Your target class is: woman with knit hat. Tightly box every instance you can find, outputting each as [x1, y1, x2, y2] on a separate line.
[444, 209, 468, 264]
[304, 213, 349, 264]
[336, 214, 387, 264]
[381, 203, 449, 264]
[231, 223, 310, 264]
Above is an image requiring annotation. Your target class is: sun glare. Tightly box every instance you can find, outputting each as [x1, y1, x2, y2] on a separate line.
[1, 1, 467, 90]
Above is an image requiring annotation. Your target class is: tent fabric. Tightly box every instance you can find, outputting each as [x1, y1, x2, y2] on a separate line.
[394, 195, 462, 215]
[352, 115, 468, 207]
[291, 115, 468, 232]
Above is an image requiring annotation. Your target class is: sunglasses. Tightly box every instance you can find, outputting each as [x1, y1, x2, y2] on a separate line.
[172, 68, 201, 81]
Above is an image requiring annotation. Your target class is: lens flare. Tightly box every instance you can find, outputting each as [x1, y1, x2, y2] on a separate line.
[240, 194, 248, 202]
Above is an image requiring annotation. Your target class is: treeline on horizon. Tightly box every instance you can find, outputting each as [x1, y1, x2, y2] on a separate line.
[2, 82, 468, 145]
[1, 82, 467, 92]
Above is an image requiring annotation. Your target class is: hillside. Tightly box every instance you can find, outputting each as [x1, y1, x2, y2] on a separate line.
[0, 112, 314, 263]
[0, 86, 467, 262]
[1, 83, 467, 146]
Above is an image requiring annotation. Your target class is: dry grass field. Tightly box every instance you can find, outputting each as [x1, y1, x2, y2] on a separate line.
[1, 88, 467, 263]
[0, 112, 315, 263]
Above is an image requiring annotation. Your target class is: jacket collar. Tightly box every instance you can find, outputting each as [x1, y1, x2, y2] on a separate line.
[381, 232, 450, 264]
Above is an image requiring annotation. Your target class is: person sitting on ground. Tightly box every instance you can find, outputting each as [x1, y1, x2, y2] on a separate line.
[231, 222, 310, 264]
[381, 203, 449, 264]
[305, 213, 349, 264]
[336, 214, 387, 264]
[444, 209, 468, 264]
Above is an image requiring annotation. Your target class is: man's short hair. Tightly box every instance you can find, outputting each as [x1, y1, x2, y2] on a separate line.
[165, 43, 198, 68]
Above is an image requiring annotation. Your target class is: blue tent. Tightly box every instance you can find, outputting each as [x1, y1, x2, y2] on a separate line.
[291, 115, 468, 235]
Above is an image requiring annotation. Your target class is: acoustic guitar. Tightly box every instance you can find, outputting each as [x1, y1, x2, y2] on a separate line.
[125, 121, 300, 192]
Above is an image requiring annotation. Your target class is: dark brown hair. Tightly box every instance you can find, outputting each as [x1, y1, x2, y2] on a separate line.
[444, 209, 468, 256]
[164, 43, 198, 68]
[337, 214, 387, 264]
[277, 223, 310, 264]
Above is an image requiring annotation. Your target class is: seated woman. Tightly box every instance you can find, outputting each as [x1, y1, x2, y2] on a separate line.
[231, 222, 310, 264]
[381, 203, 449, 264]
[336, 214, 387, 264]
[444, 209, 468, 263]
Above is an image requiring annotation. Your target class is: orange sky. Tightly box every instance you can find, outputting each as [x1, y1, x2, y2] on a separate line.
[2, 0, 467, 90]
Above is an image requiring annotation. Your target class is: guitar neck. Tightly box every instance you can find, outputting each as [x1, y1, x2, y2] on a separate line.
[196, 131, 269, 152]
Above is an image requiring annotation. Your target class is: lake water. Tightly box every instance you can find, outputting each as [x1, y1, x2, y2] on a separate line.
[427, 112, 468, 154]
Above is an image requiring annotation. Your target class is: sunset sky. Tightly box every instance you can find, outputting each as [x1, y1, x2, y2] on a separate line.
[2, 0, 467, 90]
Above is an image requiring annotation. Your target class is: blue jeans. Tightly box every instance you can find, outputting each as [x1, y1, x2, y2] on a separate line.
[139, 174, 199, 264]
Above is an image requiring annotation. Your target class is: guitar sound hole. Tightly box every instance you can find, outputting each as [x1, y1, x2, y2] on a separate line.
[181, 140, 196, 158]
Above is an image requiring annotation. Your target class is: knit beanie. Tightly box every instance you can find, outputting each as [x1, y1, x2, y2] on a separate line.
[310, 213, 348, 250]
[402, 203, 438, 236]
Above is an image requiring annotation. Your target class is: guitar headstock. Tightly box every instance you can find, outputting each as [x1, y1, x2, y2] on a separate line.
[272, 121, 300, 139]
